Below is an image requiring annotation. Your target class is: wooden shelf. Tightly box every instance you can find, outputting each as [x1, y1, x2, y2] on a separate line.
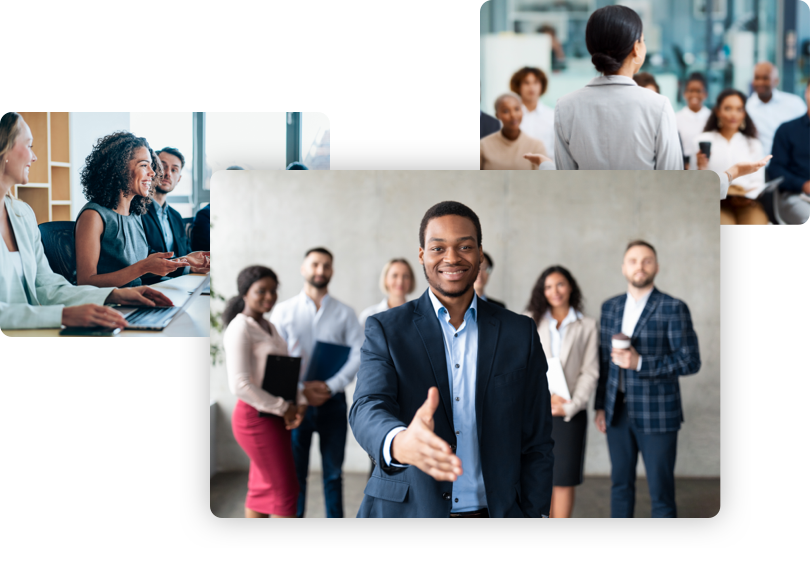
[13, 112, 72, 224]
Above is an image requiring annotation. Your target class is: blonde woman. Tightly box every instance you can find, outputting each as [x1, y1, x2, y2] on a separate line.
[0, 112, 171, 330]
[358, 258, 416, 329]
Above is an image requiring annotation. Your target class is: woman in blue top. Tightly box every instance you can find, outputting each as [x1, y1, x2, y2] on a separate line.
[74, 132, 207, 288]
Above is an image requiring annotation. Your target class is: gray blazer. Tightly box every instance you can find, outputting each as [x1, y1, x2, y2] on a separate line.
[553, 75, 684, 171]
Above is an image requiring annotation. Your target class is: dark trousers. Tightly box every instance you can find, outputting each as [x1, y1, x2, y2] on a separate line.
[606, 395, 678, 518]
[291, 393, 347, 518]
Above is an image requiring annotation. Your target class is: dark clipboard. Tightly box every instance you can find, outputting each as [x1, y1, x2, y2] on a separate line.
[304, 341, 350, 382]
[258, 355, 301, 418]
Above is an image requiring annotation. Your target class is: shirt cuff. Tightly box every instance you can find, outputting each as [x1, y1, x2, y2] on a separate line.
[561, 401, 578, 422]
[324, 377, 342, 396]
[383, 426, 409, 467]
[636, 355, 643, 372]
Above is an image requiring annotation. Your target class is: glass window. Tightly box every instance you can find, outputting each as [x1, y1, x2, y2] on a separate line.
[129, 113, 194, 199]
[301, 112, 331, 170]
[204, 113, 287, 189]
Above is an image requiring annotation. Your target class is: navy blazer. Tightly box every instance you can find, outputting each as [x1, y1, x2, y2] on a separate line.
[191, 204, 210, 252]
[142, 201, 190, 279]
[349, 289, 553, 518]
[595, 287, 700, 433]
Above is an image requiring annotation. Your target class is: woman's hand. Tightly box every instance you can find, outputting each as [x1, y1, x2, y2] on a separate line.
[727, 156, 772, 181]
[107, 286, 174, 308]
[285, 405, 307, 430]
[140, 252, 188, 276]
[550, 393, 569, 417]
[523, 153, 552, 167]
[696, 152, 709, 170]
[62, 304, 128, 329]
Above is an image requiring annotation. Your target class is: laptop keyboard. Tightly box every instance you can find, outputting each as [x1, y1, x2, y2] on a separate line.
[125, 307, 178, 328]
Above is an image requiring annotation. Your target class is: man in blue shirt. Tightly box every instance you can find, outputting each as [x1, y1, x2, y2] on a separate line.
[350, 201, 554, 517]
[142, 147, 210, 279]
[768, 82, 810, 225]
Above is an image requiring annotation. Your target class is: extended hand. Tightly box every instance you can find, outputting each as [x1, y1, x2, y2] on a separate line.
[595, 409, 606, 434]
[142, 252, 188, 276]
[727, 156, 772, 181]
[181, 251, 210, 274]
[523, 153, 552, 166]
[107, 286, 174, 308]
[390, 387, 462, 481]
[303, 381, 331, 407]
[61, 304, 128, 329]
[611, 346, 639, 370]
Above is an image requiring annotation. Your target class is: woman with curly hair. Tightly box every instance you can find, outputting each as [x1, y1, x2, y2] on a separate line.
[0, 113, 172, 330]
[525, 265, 598, 518]
[74, 132, 203, 288]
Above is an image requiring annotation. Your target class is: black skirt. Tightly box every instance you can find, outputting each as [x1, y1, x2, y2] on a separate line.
[551, 409, 587, 487]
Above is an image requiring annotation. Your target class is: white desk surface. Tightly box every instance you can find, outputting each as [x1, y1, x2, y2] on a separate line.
[2, 274, 210, 338]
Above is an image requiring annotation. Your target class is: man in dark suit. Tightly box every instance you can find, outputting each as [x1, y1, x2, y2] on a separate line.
[594, 240, 700, 518]
[480, 110, 501, 138]
[142, 147, 209, 281]
[474, 251, 506, 309]
[191, 204, 210, 251]
[349, 201, 553, 518]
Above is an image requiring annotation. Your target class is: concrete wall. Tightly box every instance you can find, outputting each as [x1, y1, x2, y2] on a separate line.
[210, 170, 720, 477]
[69, 113, 130, 220]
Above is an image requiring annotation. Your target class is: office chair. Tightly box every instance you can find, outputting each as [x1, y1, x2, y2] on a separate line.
[758, 177, 785, 225]
[183, 217, 194, 242]
[38, 221, 78, 284]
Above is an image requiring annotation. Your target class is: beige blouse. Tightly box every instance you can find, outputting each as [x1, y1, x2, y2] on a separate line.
[223, 312, 306, 416]
[480, 130, 547, 170]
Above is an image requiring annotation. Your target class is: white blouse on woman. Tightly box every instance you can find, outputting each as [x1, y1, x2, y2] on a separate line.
[224, 312, 306, 416]
[695, 130, 765, 194]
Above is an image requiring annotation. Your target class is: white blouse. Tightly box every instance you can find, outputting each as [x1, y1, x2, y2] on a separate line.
[223, 312, 306, 416]
[8, 251, 24, 286]
[695, 130, 765, 193]
[520, 102, 556, 162]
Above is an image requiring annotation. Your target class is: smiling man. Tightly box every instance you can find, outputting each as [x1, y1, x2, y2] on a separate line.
[349, 201, 554, 518]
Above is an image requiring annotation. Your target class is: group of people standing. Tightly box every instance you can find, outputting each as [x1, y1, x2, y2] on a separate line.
[0, 112, 212, 330]
[222, 200, 700, 518]
[480, 5, 804, 224]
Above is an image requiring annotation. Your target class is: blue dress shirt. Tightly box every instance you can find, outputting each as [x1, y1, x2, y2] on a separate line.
[769, 113, 810, 194]
[153, 200, 175, 253]
[383, 289, 487, 513]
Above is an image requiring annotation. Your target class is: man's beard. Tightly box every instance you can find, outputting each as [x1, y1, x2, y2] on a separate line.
[154, 183, 171, 195]
[423, 264, 477, 298]
[307, 275, 330, 289]
[629, 273, 655, 289]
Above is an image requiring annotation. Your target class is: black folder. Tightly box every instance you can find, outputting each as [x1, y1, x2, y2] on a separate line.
[304, 341, 351, 382]
[258, 355, 301, 418]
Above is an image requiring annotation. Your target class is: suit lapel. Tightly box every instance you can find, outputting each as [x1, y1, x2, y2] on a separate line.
[632, 288, 661, 340]
[560, 319, 579, 367]
[168, 209, 187, 255]
[144, 205, 165, 252]
[7, 200, 38, 303]
[412, 290, 454, 429]
[614, 295, 626, 335]
[537, 315, 550, 357]
[475, 299, 499, 443]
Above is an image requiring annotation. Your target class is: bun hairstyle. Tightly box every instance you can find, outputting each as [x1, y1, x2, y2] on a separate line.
[586, 5, 643, 75]
[222, 265, 279, 327]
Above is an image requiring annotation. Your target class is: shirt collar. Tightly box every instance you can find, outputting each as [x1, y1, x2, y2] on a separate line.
[587, 75, 638, 87]
[544, 306, 582, 328]
[300, 290, 330, 309]
[626, 288, 653, 308]
[427, 288, 478, 323]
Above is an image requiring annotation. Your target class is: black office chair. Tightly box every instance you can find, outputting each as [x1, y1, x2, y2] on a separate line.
[38, 221, 78, 285]
[183, 217, 194, 242]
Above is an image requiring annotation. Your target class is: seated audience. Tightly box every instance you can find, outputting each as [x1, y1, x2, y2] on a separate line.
[746, 62, 807, 157]
[481, 93, 547, 170]
[768, 81, 810, 224]
[697, 89, 768, 225]
[675, 73, 712, 170]
[510, 67, 555, 161]
[474, 251, 505, 308]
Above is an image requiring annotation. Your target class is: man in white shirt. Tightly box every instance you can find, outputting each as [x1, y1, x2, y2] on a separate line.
[746, 62, 807, 157]
[270, 247, 364, 518]
[675, 73, 712, 169]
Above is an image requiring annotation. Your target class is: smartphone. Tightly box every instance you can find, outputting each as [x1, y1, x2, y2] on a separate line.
[59, 327, 122, 337]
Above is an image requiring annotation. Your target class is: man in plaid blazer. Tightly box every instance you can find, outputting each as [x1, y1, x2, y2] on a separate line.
[594, 241, 700, 518]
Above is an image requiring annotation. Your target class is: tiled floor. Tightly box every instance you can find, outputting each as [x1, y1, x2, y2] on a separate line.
[210, 471, 719, 518]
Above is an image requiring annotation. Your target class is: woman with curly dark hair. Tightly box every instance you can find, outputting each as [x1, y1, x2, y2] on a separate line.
[525, 265, 598, 518]
[74, 132, 192, 288]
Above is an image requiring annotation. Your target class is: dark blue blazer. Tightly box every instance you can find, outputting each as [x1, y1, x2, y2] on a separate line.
[191, 204, 210, 251]
[141, 201, 190, 281]
[480, 111, 501, 139]
[349, 289, 553, 518]
[595, 287, 700, 433]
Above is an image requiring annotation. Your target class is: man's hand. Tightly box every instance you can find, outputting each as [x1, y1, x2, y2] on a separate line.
[179, 251, 210, 274]
[303, 381, 331, 407]
[107, 286, 174, 308]
[390, 387, 462, 481]
[594, 409, 607, 434]
[550, 393, 569, 417]
[523, 153, 552, 167]
[611, 346, 639, 370]
[727, 156, 772, 181]
[62, 304, 128, 329]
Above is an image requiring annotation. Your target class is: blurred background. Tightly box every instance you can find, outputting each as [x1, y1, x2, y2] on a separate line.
[480, 0, 810, 112]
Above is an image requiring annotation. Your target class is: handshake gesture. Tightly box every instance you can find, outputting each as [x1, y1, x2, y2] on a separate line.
[390, 387, 463, 482]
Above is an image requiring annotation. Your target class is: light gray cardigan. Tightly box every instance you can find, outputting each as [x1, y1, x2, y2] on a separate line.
[540, 75, 729, 197]
[0, 197, 113, 329]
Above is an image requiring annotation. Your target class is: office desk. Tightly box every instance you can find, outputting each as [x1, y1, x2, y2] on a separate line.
[1, 274, 210, 338]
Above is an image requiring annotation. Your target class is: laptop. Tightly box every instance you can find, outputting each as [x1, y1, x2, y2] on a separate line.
[120, 276, 208, 331]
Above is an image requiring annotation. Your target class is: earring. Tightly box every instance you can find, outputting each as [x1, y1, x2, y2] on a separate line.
[740, 121, 746, 131]
[718, 120, 722, 128]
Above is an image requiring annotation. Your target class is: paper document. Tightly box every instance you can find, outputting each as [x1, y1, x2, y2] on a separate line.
[545, 357, 571, 401]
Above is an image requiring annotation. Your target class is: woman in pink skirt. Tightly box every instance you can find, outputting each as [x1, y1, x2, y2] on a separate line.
[223, 265, 308, 518]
